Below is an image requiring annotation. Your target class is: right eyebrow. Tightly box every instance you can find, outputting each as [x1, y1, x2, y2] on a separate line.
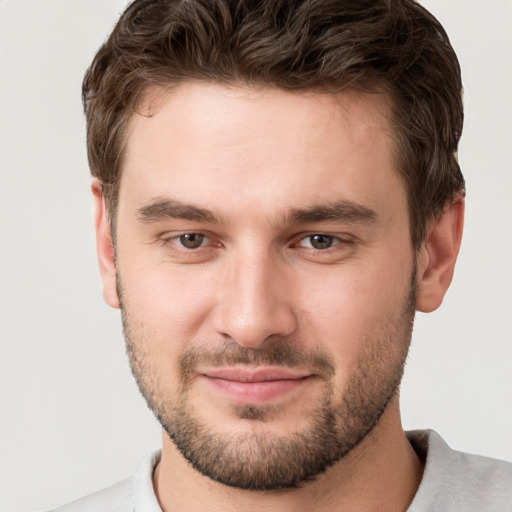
[136, 198, 222, 224]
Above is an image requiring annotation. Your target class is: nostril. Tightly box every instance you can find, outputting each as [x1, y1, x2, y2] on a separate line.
[211, 301, 297, 349]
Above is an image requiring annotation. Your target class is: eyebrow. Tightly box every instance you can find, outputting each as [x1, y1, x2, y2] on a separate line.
[287, 200, 377, 225]
[137, 198, 222, 224]
[136, 197, 377, 226]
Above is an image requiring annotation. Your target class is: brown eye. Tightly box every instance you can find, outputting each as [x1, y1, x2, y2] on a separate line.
[308, 234, 335, 249]
[178, 233, 206, 249]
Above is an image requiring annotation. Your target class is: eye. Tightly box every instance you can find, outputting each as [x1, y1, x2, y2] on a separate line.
[159, 231, 221, 262]
[176, 233, 208, 249]
[299, 234, 337, 250]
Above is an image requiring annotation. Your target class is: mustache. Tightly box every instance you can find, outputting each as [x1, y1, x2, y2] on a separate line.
[179, 340, 335, 381]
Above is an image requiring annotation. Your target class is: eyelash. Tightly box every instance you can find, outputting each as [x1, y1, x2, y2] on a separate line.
[293, 234, 352, 250]
[161, 232, 353, 252]
[163, 233, 215, 250]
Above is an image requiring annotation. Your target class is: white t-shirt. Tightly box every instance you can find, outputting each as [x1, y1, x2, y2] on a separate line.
[50, 430, 512, 511]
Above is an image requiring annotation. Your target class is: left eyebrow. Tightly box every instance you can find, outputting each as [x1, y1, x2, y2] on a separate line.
[286, 200, 377, 225]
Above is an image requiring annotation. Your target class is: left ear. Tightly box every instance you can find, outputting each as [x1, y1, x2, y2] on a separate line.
[416, 198, 465, 313]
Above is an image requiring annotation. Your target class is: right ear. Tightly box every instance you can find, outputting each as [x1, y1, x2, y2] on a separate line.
[91, 179, 120, 309]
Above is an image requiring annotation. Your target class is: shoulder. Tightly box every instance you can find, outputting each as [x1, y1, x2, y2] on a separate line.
[408, 430, 512, 511]
[48, 449, 162, 512]
[48, 477, 133, 512]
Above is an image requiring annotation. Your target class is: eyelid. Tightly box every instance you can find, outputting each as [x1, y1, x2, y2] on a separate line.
[293, 232, 354, 248]
[161, 231, 216, 250]
[158, 230, 355, 253]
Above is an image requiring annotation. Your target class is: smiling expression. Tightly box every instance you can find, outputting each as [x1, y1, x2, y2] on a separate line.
[103, 83, 419, 489]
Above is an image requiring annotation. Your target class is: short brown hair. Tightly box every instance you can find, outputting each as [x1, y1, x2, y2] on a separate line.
[83, 0, 464, 249]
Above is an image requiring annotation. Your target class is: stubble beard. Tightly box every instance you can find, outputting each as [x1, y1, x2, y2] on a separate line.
[121, 272, 416, 491]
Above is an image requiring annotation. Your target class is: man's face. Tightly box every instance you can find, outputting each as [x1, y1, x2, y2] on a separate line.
[112, 83, 417, 489]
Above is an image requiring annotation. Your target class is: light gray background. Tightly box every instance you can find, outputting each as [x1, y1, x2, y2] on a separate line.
[1, 1, 511, 511]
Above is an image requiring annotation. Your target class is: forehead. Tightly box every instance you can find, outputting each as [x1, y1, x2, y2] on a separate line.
[132, 83, 394, 151]
[120, 82, 403, 222]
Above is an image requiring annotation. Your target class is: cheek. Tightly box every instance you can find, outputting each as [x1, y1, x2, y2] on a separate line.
[117, 259, 218, 351]
[295, 258, 413, 358]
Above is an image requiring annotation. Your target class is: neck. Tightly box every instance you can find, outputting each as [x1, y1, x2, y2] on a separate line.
[153, 397, 423, 512]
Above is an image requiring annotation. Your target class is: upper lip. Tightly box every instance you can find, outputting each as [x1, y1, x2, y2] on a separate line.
[201, 367, 311, 382]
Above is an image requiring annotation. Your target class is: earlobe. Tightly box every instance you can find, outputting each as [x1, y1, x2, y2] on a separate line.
[92, 179, 120, 309]
[416, 198, 465, 313]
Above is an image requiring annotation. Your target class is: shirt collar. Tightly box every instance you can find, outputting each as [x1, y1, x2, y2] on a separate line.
[132, 450, 162, 512]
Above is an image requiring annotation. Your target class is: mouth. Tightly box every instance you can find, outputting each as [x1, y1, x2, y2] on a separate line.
[199, 367, 313, 404]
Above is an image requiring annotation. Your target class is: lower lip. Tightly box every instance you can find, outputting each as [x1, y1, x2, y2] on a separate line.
[201, 375, 311, 404]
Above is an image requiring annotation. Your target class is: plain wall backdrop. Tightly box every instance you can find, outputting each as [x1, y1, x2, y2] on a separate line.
[1, 1, 511, 511]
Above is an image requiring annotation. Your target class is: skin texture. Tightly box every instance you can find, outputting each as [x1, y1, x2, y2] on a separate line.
[93, 83, 464, 512]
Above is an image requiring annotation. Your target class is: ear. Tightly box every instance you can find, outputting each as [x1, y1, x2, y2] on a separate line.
[416, 198, 465, 313]
[91, 179, 120, 309]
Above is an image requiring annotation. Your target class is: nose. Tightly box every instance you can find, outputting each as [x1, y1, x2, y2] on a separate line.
[211, 250, 297, 349]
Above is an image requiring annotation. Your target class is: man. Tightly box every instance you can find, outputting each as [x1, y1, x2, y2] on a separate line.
[52, 0, 512, 510]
